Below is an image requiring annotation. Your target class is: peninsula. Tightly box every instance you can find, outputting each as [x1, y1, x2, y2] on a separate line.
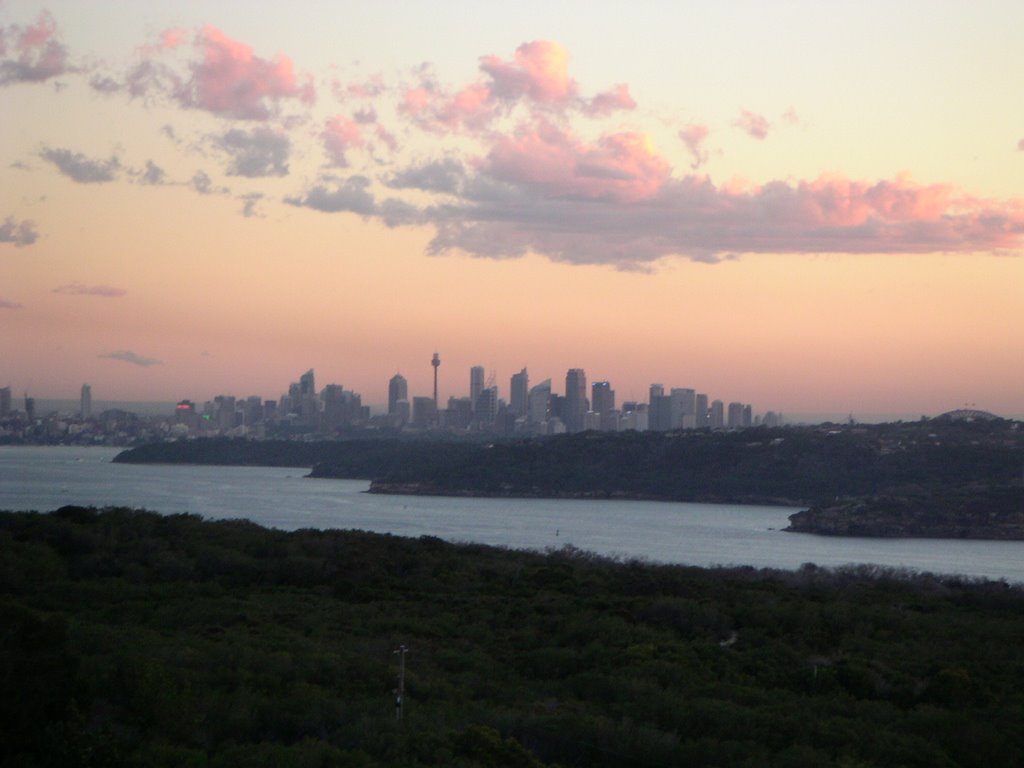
[115, 417, 1024, 540]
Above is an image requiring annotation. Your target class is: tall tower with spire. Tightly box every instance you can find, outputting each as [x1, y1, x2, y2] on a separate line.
[431, 352, 441, 409]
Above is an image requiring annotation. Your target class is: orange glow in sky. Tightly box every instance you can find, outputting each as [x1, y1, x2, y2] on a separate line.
[2, 2, 1023, 419]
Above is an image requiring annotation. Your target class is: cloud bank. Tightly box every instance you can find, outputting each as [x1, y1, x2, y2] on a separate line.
[53, 282, 127, 297]
[0, 216, 38, 247]
[99, 350, 161, 367]
[12, 21, 1024, 271]
[40, 148, 120, 183]
[0, 11, 70, 86]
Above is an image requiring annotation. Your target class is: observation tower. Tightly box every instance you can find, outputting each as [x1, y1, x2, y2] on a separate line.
[431, 352, 441, 409]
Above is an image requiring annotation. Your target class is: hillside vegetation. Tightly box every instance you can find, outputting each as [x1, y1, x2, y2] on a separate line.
[3, 506, 1024, 766]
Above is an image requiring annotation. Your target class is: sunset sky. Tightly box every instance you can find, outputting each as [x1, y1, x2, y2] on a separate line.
[3, 1, 1023, 419]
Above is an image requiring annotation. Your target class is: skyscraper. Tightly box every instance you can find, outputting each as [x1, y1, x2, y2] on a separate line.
[80, 384, 92, 419]
[565, 368, 587, 432]
[299, 369, 316, 396]
[670, 388, 696, 429]
[470, 366, 485, 411]
[695, 393, 709, 429]
[727, 401, 745, 428]
[0, 386, 10, 417]
[509, 368, 528, 417]
[527, 379, 551, 427]
[388, 373, 408, 415]
[709, 399, 724, 429]
[591, 380, 616, 431]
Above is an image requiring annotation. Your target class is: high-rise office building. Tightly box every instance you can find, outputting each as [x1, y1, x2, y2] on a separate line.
[80, 384, 92, 419]
[709, 399, 724, 428]
[510, 368, 528, 417]
[527, 379, 551, 426]
[727, 401, 745, 428]
[695, 393, 709, 429]
[591, 381, 616, 431]
[411, 396, 436, 428]
[670, 388, 696, 429]
[470, 366, 485, 410]
[474, 386, 498, 425]
[591, 381, 614, 415]
[299, 369, 316, 396]
[0, 386, 10, 417]
[388, 373, 408, 415]
[565, 368, 587, 432]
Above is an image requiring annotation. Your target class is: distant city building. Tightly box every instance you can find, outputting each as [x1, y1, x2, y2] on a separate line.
[670, 388, 696, 429]
[727, 401, 745, 429]
[474, 386, 498, 426]
[388, 374, 408, 415]
[80, 384, 92, 419]
[565, 368, 587, 432]
[242, 396, 263, 426]
[649, 393, 672, 432]
[470, 366, 485, 413]
[322, 384, 366, 431]
[709, 400, 724, 429]
[299, 369, 316, 396]
[510, 368, 529, 418]
[215, 395, 237, 432]
[445, 396, 473, 430]
[0, 386, 10, 417]
[742, 404, 753, 428]
[695, 393, 709, 429]
[411, 396, 436, 428]
[591, 381, 616, 431]
[24, 395, 35, 421]
[527, 379, 551, 427]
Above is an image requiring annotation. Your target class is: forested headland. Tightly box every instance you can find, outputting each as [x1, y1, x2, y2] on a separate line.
[3, 506, 1024, 767]
[115, 418, 1024, 539]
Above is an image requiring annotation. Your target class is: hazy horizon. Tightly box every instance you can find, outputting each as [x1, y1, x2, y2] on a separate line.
[3, 2, 1022, 417]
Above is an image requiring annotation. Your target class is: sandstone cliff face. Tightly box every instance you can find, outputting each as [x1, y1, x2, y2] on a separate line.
[786, 487, 1024, 540]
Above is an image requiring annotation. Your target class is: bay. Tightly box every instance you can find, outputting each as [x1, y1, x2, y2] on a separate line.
[2, 445, 1022, 583]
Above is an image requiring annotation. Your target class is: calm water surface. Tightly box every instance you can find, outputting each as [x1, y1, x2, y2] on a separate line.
[2, 446, 1022, 583]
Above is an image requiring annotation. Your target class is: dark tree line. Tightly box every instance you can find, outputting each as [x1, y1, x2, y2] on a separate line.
[3, 505, 1024, 766]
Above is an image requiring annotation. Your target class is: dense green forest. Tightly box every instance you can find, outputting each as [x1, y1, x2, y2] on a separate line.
[3, 506, 1024, 766]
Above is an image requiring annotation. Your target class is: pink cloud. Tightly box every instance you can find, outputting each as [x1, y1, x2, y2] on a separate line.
[583, 84, 636, 116]
[735, 109, 770, 140]
[160, 28, 187, 50]
[678, 123, 710, 169]
[486, 122, 671, 203]
[1018, 138, 1024, 152]
[0, 297, 22, 309]
[400, 86, 431, 116]
[782, 106, 800, 125]
[176, 26, 315, 119]
[0, 10, 69, 85]
[480, 40, 576, 104]
[323, 115, 363, 166]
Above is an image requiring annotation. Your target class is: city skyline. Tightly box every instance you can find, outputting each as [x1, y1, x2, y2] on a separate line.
[3, 2, 1023, 419]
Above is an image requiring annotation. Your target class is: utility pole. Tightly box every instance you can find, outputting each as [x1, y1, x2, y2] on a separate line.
[393, 644, 408, 721]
